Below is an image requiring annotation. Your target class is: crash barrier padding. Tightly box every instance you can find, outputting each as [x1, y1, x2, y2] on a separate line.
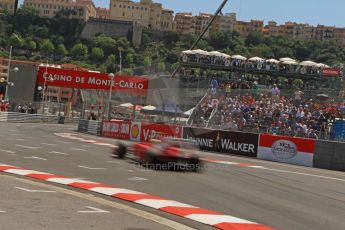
[258, 134, 315, 167]
[90, 120, 345, 172]
[314, 140, 345, 172]
[101, 120, 183, 142]
[102, 120, 131, 140]
[78, 119, 89, 133]
[87, 120, 102, 136]
[183, 127, 259, 157]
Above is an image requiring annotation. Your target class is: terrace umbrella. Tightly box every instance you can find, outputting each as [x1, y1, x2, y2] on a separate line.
[266, 59, 280, 63]
[248, 57, 264, 62]
[208, 51, 224, 57]
[192, 49, 208, 55]
[184, 107, 195, 116]
[280, 57, 296, 62]
[300, 61, 317, 67]
[315, 63, 329, 68]
[182, 50, 193, 54]
[142, 105, 156, 111]
[282, 60, 298, 65]
[231, 55, 247, 60]
[120, 103, 133, 108]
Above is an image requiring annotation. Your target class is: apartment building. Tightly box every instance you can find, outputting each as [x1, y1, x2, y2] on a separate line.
[218, 13, 236, 33]
[334, 28, 345, 47]
[193, 13, 212, 37]
[175, 12, 194, 35]
[109, 0, 174, 31]
[23, 0, 97, 21]
[96, 7, 109, 19]
[235, 20, 264, 37]
[0, 0, 15, 13]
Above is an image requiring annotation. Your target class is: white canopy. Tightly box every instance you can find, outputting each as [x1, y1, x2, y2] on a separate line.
[266, 58, 280, 63]
[231, 55, 247, 60]
[208, 51, 224, 57]
[142, 105, 156, 111]
[315, 63, 329, 68]
[280, 57, 296, 62]
[222, 53, 231, 58]
[182, 50, 193, 54]
[248, 57, 264, 62]
[282, 60, 298, 65]
[184, 107, 195, 116]
[119, 103, 134, 108]
[300, 61, 317, 67]
[192, 49, 208, 55]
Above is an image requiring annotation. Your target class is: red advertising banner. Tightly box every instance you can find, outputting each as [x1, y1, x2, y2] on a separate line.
[139, 123, 183, 142]
[258, 134, 315, 167]
[37, 67, 149, 95]
[102, 120, 131, 140]
[322, 68, 341, 77]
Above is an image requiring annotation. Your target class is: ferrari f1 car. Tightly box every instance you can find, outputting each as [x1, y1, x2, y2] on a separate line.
[113, 138, 202, 172]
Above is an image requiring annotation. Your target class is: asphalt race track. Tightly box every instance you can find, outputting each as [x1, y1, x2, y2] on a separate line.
[1, 123, 345, 230]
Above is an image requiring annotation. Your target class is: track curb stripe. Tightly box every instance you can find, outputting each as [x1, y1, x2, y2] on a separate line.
[0, 163, 274, 230]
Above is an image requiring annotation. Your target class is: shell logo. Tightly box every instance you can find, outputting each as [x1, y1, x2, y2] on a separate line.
[131, 124, 140, 139]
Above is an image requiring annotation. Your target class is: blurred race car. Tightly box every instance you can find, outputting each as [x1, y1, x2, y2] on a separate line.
[113, 138, 202, 172]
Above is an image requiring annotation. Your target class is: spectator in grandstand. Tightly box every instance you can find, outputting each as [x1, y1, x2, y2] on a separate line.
[294, 88, 304, 106]
[270, 84, 280, 102]
[211, 77, 219, 89]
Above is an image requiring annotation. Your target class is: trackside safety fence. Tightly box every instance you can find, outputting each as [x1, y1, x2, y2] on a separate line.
[78, 119, 345, 172]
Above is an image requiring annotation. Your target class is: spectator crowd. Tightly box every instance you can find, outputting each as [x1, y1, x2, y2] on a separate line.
[191, 79, 344, 140]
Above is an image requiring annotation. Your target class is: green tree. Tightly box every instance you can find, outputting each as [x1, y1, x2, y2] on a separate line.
[27, 40, 37, 51]
[246, 31, 264, 47]
[250, 44, 274, 58]
[105, 54, 116, 73]
[40, 39, 55, 55]
[90, 47, 104, 61]
[125, 53, 134, 65]
[91, 35, 116, 56]
[56, 44, 68, 56]
[156, 62, 166, 72]
[71, 43, 88, 58]
[209, 32, 228, 50]
[143, 56, 152, 67]
[9, 33, 24, 48]
[122, 68, 134, 75]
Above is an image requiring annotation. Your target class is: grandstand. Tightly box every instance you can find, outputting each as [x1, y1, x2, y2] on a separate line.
[180, 49, 345, 141]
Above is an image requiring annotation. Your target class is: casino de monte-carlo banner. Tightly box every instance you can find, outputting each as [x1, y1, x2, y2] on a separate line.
[37, 67, 149, 96]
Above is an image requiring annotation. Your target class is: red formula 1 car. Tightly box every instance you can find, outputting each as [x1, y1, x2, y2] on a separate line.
[113, 138, 202, 172]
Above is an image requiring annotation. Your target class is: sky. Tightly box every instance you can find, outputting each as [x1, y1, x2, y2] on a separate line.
[19, 0, 345, 27]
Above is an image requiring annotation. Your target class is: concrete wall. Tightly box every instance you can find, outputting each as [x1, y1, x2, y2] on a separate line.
[313, 140, 345, 172]
[81, 18, 136, 41]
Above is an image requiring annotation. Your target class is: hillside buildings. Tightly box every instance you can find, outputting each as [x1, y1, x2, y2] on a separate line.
[6, 0, 345, 47]
[23, 0, 97, 21]
[108, 0, 174, 31]
[0, 0, 15, 13]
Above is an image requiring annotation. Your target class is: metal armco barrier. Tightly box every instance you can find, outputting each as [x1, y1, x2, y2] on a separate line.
[314, 140, 345, 171]
[78, 119, 89, 133]
[87, 120, 102, 136]
[183, 127, 259, 157]
[0, 112, 43, 123]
